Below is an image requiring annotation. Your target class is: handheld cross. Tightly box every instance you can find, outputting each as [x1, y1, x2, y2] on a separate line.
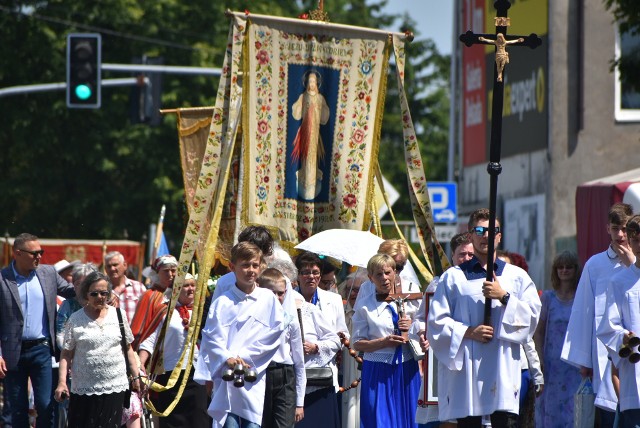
[459, 0, 541, 326]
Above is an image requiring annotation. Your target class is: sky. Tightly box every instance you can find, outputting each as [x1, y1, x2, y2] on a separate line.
[373, 0, 455, 55]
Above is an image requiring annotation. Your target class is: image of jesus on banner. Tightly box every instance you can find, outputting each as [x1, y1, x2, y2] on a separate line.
[290, 70, 331, 200]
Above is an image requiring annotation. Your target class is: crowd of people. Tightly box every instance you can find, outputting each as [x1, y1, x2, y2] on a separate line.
[1, 203, 640, 427]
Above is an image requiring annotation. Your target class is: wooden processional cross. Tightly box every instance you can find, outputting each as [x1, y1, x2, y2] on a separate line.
[377, 282, 423, 340]
[459, 0, 541, 326]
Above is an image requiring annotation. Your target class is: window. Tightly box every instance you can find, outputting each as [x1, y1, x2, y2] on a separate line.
[615, 27, 640, 121]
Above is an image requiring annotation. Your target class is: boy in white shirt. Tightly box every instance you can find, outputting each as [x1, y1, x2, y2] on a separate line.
[257, 268, 306, 427]
[199, 242, 285, 427]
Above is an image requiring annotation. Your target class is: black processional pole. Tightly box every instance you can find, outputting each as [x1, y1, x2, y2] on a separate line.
[459, 0, 541, 326]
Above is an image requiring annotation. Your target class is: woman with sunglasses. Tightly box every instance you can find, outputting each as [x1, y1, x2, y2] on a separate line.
[534, 251, 581, 428]
[54, 271, 140, 428]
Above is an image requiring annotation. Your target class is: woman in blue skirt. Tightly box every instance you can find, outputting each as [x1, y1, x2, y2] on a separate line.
[352, 253, 421, 428]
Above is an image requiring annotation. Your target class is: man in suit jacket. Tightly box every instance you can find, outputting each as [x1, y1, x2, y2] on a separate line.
[0, 233, 75, 428]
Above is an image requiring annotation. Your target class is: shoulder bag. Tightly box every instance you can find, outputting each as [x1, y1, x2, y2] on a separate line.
[116, 308, 132, 409]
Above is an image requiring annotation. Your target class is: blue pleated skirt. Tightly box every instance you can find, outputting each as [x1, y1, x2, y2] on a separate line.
[360, 358, 421, 428]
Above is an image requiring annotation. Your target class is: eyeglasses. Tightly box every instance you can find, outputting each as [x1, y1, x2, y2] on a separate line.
[299, 270, 321, 277]
[18, 248, 44, 257]
[88, 291, 111, 298]
[320, 279, 336, 287]
[395, 263, 405, 272]
[471, 226, 501, 236]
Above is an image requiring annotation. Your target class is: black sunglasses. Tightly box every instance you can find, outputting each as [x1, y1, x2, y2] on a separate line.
[88, 291, 111, 297]
[471, 226, 501, 236]
[18, 248, 45, 257]
[395, 263, 405, 272]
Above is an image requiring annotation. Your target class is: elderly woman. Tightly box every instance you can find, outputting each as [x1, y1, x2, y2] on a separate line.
[54, 271, 140, 428]
[138, 273, 210, 427]
[352, 254, 421, 428]
[56, 263, 97, 349]
[295, 297, 342, 428]
[354, 239, 420, 313]
[130, 255, 178, 349]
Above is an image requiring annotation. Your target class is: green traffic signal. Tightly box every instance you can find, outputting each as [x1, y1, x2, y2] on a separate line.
[74, 84, 92, 100]
[66, 33, 101, 108]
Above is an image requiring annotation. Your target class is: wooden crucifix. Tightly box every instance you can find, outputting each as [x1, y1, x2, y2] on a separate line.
[377, 284, 423, 341]
[459, 0, 541, 326]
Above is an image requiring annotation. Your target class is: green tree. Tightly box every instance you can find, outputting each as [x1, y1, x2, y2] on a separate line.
[0, 0, 448, 252]
[378, 14, 451, 220]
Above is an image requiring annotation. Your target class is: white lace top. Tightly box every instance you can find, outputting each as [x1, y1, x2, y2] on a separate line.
[63, 306, 133, 395]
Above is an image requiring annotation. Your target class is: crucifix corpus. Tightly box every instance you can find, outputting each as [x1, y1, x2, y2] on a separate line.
[459, 0, 541, 326]
[377, 282, 423, 341]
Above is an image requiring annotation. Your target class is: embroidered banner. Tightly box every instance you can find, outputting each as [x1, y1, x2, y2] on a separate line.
[242, 17, 390, 245]
[177, 107, 241, 263]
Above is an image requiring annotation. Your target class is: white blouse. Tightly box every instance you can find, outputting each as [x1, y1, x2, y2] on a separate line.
[63, 306, 133, 395]
[139, 305, 197, 371]
[298, 301, 342, 394]
[351, 290, 413, 364]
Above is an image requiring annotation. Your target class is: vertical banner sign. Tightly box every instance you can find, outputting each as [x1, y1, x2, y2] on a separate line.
[462, 0, 549, 165]
[462, 0, 487, 166]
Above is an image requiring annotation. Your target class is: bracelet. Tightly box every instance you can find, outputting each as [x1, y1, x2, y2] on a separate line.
[129, 375, 142, 382]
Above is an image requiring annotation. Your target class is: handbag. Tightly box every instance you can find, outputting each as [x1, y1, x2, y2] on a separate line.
[573, 377, 595, 428]
[116, 307, 132, 409]
[305, 367, 334, 387]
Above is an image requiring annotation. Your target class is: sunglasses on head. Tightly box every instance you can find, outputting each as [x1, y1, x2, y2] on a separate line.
[88, 291, 110, 298]
[471, 226, 501, 236]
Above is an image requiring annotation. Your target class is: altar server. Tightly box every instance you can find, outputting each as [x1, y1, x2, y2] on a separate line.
[427, 208, 541, 427]
[597, 214, 640, 426]
[199, 242, 285, 427]
[562, 203, 634, 425]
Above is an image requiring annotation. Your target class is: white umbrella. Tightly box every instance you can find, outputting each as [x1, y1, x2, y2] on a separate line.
[294, 229, 384, 268]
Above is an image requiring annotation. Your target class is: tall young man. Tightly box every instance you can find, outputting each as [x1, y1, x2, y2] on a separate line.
[597, 214, 640, 426]
[427, 209, 541, 427]
[562, 203, 634, 426]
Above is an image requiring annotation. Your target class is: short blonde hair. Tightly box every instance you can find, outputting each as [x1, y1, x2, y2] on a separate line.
[377, 239, 409, 260]
[367, 254, 396, 276]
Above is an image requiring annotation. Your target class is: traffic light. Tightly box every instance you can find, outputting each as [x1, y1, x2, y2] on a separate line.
[66, 33, 101, 108]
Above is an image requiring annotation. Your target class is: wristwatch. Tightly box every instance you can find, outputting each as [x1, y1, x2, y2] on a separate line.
[500, 292, 510, 305]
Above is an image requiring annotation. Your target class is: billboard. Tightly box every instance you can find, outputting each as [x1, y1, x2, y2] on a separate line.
[461, 0, 549, 166]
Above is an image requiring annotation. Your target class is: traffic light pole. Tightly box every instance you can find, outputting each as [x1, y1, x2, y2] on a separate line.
[102, 63, 222, 76]
[0, 64, 221, 98]
[0, 77, 146, 98]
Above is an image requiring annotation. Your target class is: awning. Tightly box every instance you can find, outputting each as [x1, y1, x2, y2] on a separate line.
[576, 168, 640, 264]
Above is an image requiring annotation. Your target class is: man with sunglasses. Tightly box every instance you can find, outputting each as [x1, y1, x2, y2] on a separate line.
[427, 209, 541, 428]
[0, 233, 75, 428]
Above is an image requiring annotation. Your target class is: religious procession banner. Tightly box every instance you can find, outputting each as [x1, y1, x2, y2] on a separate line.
[176, 107, 241, 264]
[242, 16, 390, 245]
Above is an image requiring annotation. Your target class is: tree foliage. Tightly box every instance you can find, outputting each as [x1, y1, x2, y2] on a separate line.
[0, 0, 449, 250]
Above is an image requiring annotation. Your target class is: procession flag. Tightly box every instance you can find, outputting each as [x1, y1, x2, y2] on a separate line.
[241, 15, 390, 245]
